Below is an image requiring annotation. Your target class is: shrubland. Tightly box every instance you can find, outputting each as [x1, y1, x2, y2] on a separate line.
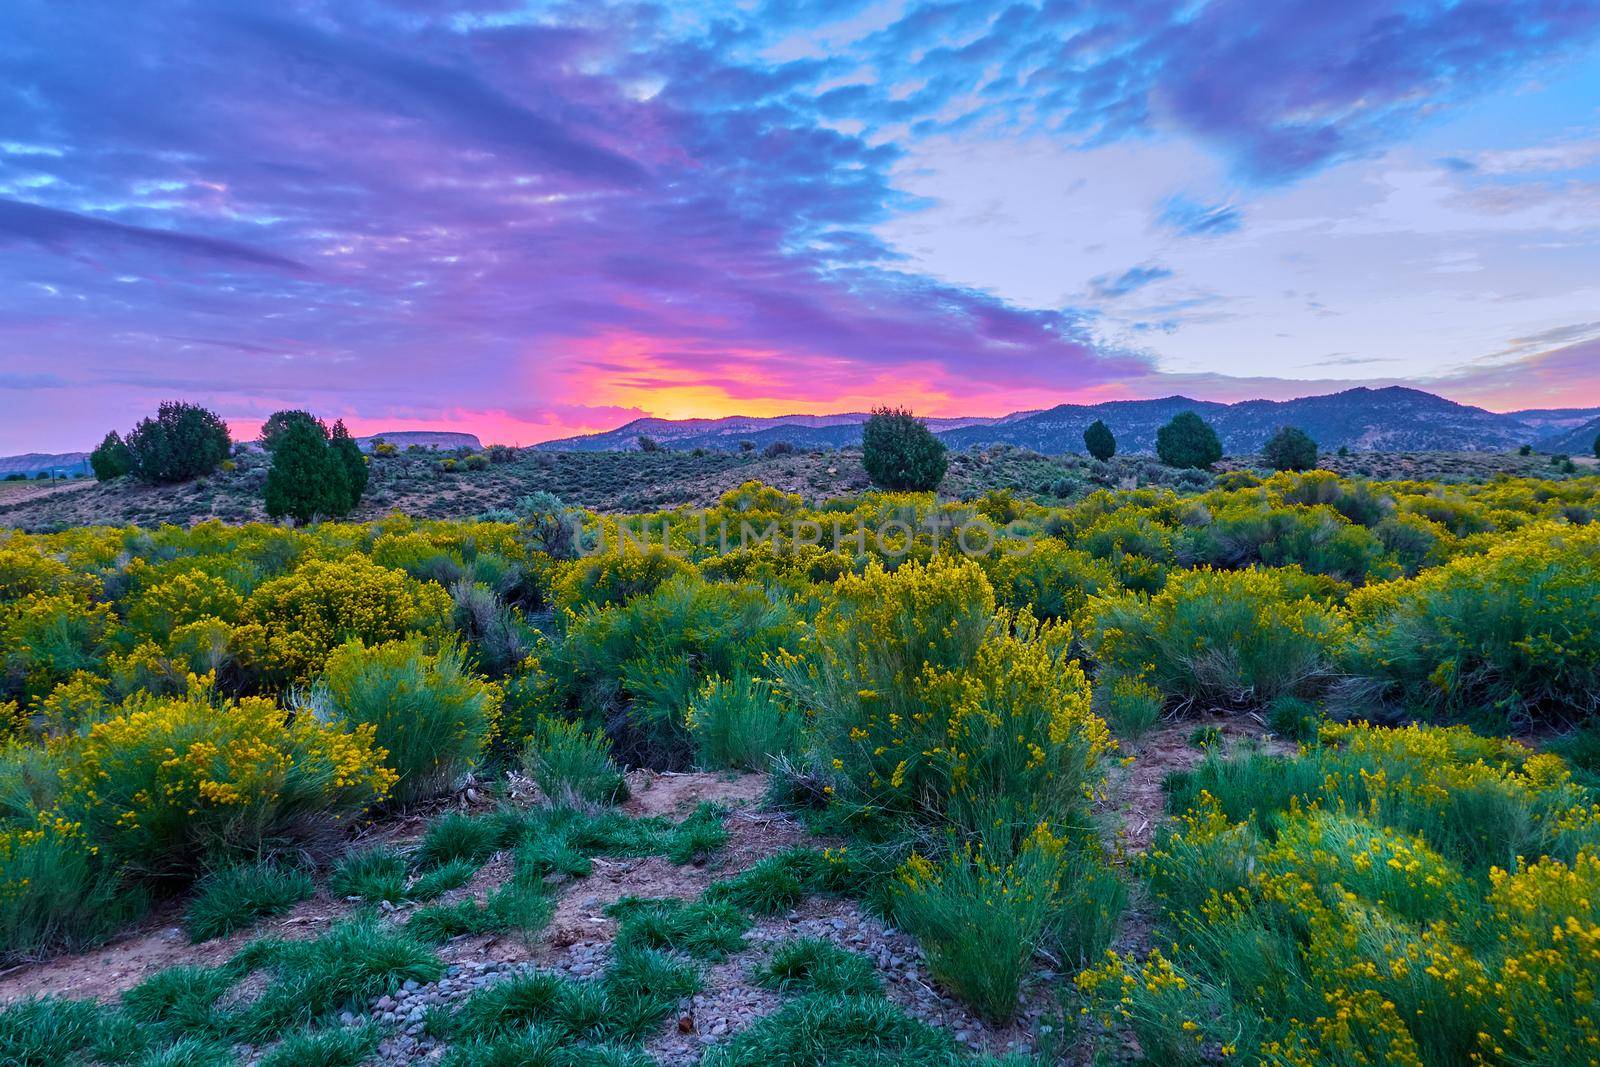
[0, 467, 1597, 1064]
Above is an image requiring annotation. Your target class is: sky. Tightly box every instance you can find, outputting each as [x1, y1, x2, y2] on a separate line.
[4, 0, 1600, 452]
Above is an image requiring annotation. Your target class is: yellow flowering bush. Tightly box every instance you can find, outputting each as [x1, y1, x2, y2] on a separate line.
[1088, 565, 1348, 709]
[234, 555, 451, 681]
[1320, 721, 1598, 870]
[1486, 850, 1600, 1064]
[981, 538, 1120, 621]
[0, 543, 96, 602]
[0, 811, 128, 963]
[320, 636, 501, 806]
[122, 568, 243, 639]
[30, 671, 112, 735]
[776, 557, 1112, 836]
[1, 592, 117, 701]
[62, 685, 395, 874]
[552, 546, 693, 616]
[1343, 521, 1600, 722]
[895, 824, 1119, 1022]
[1082, 721, 1600, 1066]
[1076, 948, 1235, 1066]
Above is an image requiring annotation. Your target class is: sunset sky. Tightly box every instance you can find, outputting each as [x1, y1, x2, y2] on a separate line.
[4, 1, 1600, 452]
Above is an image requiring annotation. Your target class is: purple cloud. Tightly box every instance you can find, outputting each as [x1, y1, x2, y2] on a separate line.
[834, 1, 1600, 181]
[0, 0, 1149, 451]
[0, 197, 306, 272]
[2, 0, 1597, 453]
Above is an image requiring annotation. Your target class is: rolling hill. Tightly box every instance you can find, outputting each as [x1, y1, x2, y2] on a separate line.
[539, 387, 1562, 455]
[0, 452, 91, 479]
[1534, 416, 1600, 456]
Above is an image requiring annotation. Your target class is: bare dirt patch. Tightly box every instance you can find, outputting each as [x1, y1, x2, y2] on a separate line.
[1104, 710, 1289, 855]
[621, 769, 769, 819]
[0, 892, 353, 1005]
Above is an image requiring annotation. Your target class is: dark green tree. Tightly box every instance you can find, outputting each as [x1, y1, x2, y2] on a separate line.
[861, 407, 947, 491]
[124, 402, 232, 484]
[1155, 411, 1223, 470]
[1262, 426, 1319, 472]
[260, 409, 325, 452]
[1083, 419, 1116, 461]
[263, 418, 350, 524]
[329, 419, 368, 510]
[1593, 433, 1599, 460]
[89, 431, 134, 481]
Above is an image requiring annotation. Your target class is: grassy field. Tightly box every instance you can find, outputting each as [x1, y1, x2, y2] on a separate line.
[0, 442, 1583, 531]
[1, 464, 1597, 1065]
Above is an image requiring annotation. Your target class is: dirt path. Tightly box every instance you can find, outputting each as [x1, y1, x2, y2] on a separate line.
[1098, 711, 1293, 963]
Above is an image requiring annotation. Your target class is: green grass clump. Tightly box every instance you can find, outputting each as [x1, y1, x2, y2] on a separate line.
[0, 996, 124, 1067]
[407, 883, 553, 944]
[700, 994, 962, 1066]
[408, 857, 479, 901]
[258, 1024, 379, 1067]
[514, 832, 594, 881]
[891, 828, 1121, 1023]
[329, 846, 409, 903]
[184, 862, 313, 942]
[136, 1034, 236, 1066]
[121, 964, 240, 1039]
[522, 716, 629, 806]
[754, 939, 880, 996]
[438, 955, 684, 1049]
[607, 896, 751, 960]
[661, 803, 728, 864]
[602, 945, 701, 1002]
[702, 846, 864, 913]
[1266, 695, 1321, 743]
[503, 802, 728, 876]
[1164, 746, 1327, 832]
[415, 811, 504, 869]
[1097, 675, 1164, 742]
[685, 671, 796, 771]
[1548, 722, 1600, 791]
[704, 853, 810, 915]
[229, 918, 442, 1039]
[438, 1026, 653, 1067]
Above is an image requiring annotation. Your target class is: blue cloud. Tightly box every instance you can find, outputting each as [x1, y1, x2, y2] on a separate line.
[1091, 264, 1174, 299]
[802, 1, 1600, 182]
[1157, 195, 1243, 237]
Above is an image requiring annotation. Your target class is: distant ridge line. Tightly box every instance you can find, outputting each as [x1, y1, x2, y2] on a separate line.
[536, 387, 1600, 455]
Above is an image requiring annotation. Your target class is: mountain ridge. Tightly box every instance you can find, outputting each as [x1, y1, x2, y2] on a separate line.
[538, 387, 1594, 455]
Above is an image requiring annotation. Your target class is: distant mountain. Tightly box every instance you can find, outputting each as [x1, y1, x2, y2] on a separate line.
[537, 412, 1023, 453]
[1533, 417, 1600, 456]
[947, 387, 1535, 454]
[0, 452, 91, 478]
[236, 430, 483, 454]
[1506, 406, 1600, 434]
[540, 387, 1548, 455]
[356, 431, 481, 452]
[0, 432, 481, 478]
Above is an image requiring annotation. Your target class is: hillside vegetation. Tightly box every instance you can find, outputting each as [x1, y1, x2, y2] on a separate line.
[538, 387, 1600, 456]
[0, 469, 1597, 1065]
[1, 439, 1585, 533]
